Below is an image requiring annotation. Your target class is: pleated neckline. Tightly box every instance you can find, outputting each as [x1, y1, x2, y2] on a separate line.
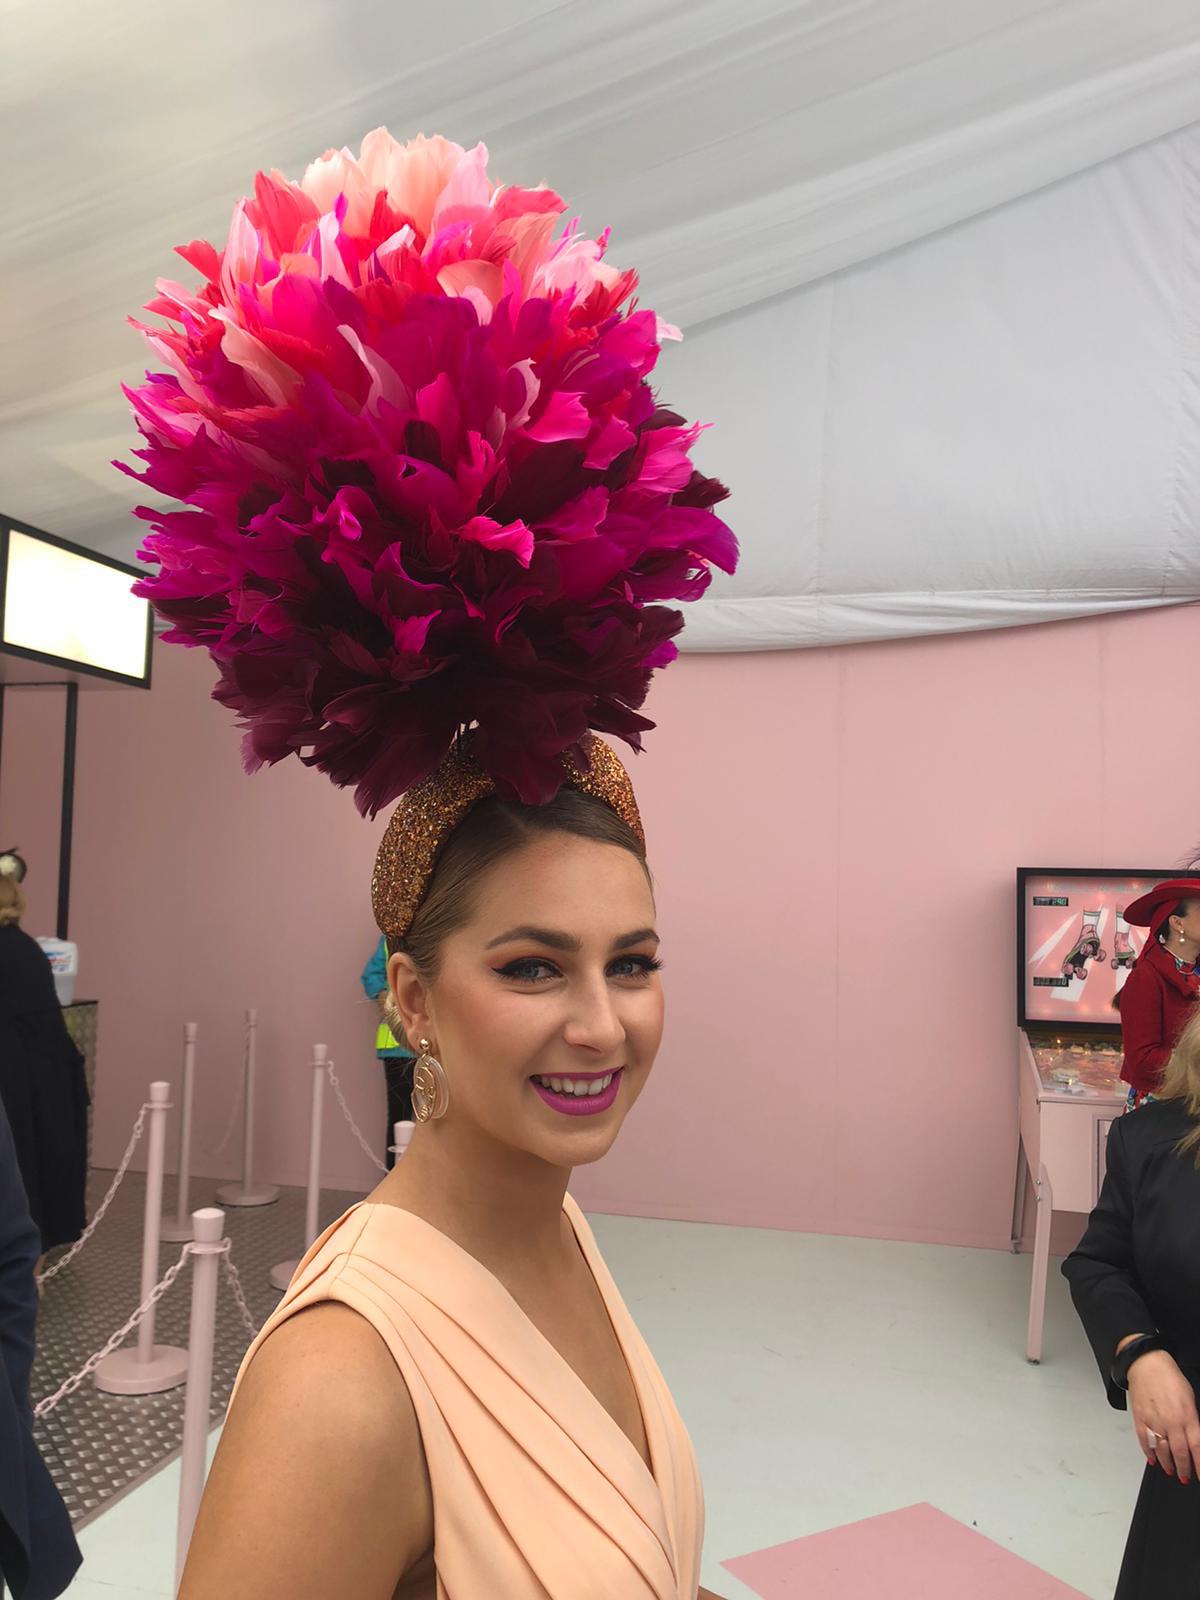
[357, 1194, 663, 1499]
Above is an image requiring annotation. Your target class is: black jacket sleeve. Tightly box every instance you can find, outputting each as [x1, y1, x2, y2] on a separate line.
[0, 1097, 82, 1599]
[0, 1097, 39, 1418]
[0, 928, 62, 1024]
[1061, 1115, 1156, 1410]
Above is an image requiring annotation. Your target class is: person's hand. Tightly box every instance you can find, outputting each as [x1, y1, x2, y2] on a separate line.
[1128, 1349, 1200, 1482]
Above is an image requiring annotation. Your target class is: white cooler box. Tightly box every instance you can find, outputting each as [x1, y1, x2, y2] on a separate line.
[35, 937, 78, 1006]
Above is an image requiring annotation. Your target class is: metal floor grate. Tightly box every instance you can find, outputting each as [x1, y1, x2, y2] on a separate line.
[31, 1167, 363, 1528]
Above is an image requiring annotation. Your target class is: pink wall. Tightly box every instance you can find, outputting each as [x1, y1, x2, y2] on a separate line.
[3, 602, 1198, 1250]
[0, 686, 64, 937]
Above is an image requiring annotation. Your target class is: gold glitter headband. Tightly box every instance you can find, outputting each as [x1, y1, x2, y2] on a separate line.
[371, 733, 645, 940]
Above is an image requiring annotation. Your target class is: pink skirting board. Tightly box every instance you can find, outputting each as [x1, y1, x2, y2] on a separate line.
[722, 1503, 1090, 1598]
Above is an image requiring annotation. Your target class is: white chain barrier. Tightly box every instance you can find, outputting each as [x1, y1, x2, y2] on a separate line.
[33, 1234, 261, 1421]
[220, 1250, 260, 1339]
[34, 1242, 194, 1419]
[36, 1101, 152, 1288]
[325, 1058, 388, 1174]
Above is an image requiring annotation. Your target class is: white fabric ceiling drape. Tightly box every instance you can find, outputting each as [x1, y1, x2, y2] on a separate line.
[3, 0, 1199, 649]
[677, 121, 1200, 648]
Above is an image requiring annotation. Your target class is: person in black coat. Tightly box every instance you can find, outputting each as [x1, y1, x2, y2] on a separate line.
[0, 875, 88, 1265]
[0, 1091, 81, 1598]
[1062, 1003, 1200, 1599]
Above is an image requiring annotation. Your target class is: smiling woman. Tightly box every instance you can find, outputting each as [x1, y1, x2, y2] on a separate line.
[179, 744, 719, 1600]
[125, 124, 734, 1600]
[387, 783, 664, 1168]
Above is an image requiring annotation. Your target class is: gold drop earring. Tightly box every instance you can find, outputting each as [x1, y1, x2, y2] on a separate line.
[412, 1037, 450, 1123]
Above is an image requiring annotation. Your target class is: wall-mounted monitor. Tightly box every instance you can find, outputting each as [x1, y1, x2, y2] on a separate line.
[1017, 866, 1200, 1034]
[0, 515, 152, 688]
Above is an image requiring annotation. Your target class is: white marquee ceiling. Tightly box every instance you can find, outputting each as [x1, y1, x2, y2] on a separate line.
[4, 0, 1200, 648]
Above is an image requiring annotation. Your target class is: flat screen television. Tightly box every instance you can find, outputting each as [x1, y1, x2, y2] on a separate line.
[1017, 867, 1200, 1034]
[0, 515, 152, 688]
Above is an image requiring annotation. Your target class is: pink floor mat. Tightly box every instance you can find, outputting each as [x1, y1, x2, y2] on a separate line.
[721, 1502, 1092, 1598]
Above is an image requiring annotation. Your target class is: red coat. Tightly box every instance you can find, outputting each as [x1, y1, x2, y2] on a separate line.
[1118, 940, 1200, 1092]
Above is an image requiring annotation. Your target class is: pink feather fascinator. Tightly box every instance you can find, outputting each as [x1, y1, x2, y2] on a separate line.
[121, 129, 736, 815]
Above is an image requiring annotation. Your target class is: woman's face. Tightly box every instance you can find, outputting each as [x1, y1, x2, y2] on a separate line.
[390, 833, 664, 1168]
[1173, 899, 1200, 946]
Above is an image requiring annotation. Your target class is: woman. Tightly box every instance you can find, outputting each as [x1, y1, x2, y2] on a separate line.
[1062, 1005, 1200, 1598]
[1115, 878, 1200, 1110]
[181, 741, 721, 1597]
[0, 1093, 81, 1600]
[126, 129, 738, 1598]
[0, 872, 89, 1268]
[360, 933, 417, 1168]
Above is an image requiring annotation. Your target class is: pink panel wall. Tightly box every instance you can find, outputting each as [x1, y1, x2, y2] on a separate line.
[0, 686, 65, 936]
[2, 602, 1197, 1250]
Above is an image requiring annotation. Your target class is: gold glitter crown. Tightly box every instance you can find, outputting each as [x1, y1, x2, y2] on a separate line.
[371, 733, 645, 939]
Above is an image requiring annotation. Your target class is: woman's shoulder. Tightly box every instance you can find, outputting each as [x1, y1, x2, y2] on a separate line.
[0, 926, 60, 1017]
[180, 1301, 433, 1596]
[250, 1300, 434, 1541]
[1114, 1098, 1199, 1161]
[0, 923, 40, 965]
[1122, 953, 1167, 993]
[238, 1300, 424, 1464]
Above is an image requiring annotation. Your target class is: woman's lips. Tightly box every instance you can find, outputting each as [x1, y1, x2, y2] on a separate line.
[529, 1068, 624, 1117]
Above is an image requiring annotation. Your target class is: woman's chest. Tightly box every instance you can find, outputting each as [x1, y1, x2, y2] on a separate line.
[388, 1258, 656, 1599]
[516, 1262, 653, 1476]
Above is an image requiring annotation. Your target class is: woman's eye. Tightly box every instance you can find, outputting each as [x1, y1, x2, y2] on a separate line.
[496, 958, 561, 983]
[609, 955, 664, 980]
[494, 954, 662, 983]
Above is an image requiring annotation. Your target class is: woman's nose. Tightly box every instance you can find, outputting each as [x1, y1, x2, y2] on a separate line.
[562, 975, 626, 1052]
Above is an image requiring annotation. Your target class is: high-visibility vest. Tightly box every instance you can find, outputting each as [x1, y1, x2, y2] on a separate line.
[375, 1014, 402, 1053]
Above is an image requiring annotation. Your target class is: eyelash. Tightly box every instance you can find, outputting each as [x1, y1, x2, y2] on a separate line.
[495, 955, 664, 985]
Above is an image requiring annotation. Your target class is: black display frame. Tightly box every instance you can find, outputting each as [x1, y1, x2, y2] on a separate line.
[0, 513, 153, 690]
[1016, 866, 1200, 1037]
[0, 514, 153, 936]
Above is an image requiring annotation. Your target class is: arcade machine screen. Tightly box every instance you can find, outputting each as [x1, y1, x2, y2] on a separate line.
[1017, 867, 1200, 1035]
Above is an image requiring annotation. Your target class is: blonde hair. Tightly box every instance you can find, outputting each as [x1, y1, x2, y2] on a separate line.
[1159, 1004, 1200, 1166]
[0, 875, 25, 927]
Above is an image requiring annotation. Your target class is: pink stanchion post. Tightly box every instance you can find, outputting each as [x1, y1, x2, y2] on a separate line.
[94, 1081, 189, 1395]
[162, 1024, 198, 1243]
[1026, 1163, 1054, 1363]
[175, 1207, 225, 1595]
[270, 1045, 328, 1291]
[216, 1009, 279, 1208]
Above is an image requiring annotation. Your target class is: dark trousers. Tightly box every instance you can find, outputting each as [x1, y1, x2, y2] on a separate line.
[382, 1057, 415, 1170]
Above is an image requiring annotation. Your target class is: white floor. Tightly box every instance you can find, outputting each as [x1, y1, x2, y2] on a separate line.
[64, 1214, 1138, 1599]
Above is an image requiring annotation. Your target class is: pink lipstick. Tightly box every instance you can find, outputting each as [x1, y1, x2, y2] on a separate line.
[529, 1069, 624, 1117]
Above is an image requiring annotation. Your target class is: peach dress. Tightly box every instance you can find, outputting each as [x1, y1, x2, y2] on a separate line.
[230, 1194, 705, 1599]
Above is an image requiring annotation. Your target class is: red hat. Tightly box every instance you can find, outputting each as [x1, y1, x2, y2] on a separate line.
[1123, 877, 1200, 928]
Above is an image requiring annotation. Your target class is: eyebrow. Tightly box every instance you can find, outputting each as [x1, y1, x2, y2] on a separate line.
[484, 925, 659, 953]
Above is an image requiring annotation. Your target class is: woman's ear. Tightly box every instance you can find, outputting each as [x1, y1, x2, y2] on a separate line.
[387, 951, 430, 1050]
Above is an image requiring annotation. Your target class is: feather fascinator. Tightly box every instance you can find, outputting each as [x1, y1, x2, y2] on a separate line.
[121, 130, 736, 816]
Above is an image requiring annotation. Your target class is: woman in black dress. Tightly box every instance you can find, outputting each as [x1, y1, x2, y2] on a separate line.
[1063, 1004, 1200, 1598]
[0, 872, 89, 1267]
